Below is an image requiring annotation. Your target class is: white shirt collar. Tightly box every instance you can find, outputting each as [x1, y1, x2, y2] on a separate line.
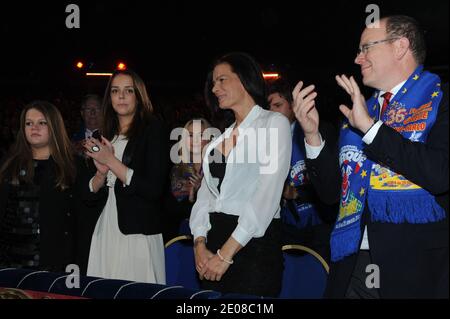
[378, 80, 407, 101]
[290, 121, 296, 136]
[85, 128, 94, 138]
[224, 105, 261, 138]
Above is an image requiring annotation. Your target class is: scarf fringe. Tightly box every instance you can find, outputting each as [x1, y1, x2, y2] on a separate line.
[368, 190, 446, 224]
[331, 223, 361, 262]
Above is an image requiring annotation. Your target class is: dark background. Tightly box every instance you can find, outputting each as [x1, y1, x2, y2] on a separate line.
[0, 0, 448, 111]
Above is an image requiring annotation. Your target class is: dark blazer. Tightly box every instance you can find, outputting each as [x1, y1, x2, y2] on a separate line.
[81, 115, 169, 236]
[306, 84, 449, 298]
[71, 126, 87, 143]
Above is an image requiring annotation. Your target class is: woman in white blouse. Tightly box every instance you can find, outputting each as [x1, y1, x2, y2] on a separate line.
[190, 52, 292, 296]
[82, 69, 168, 284]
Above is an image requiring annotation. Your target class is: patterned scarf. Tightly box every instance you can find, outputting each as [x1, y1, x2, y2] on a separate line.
[283, 122, 322, 228]
[331, 65, 446, 262]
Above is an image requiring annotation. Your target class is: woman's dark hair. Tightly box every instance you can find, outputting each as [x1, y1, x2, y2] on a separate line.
[204, 52, 268, 129]
[102, 69, 154, 140]
[0, 101, 75, 190]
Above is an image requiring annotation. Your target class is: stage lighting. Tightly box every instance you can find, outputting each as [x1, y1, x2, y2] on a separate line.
[86, 73, 113, 77]
[263, 73, 280, 79]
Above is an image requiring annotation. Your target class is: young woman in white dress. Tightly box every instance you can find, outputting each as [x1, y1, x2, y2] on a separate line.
[82, 69, 169, 284]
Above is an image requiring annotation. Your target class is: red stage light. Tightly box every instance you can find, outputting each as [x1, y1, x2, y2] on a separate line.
[117, 62, 127, 70]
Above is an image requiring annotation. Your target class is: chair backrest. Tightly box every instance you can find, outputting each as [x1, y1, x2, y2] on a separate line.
[164, 235, 200, 290]
[279, 244, 329, 299]
[178, 218, 191, 236]
[0, 267, 220, 299]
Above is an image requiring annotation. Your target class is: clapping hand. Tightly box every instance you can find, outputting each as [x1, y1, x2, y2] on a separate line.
[335, 75, 374, 134]
[84, 136, 115, 174]
[292, 81, 321, 146]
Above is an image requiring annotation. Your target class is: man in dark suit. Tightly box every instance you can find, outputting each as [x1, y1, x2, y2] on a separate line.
[292, 15, 448, 298]
[71, 94, 102, 274]
[72, 94, 102, 156]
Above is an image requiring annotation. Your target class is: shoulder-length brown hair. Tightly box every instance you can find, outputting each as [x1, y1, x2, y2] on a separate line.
[102, 69, 154, 140]
[0, 101, 76, 190]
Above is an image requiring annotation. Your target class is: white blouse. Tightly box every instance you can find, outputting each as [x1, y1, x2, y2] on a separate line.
[189, 105, 292, 247]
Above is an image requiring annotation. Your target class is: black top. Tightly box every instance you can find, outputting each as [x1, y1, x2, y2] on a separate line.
[0, 160, 47, 269]
[0, 158, 77, 272]
[209, 150, 226, 193]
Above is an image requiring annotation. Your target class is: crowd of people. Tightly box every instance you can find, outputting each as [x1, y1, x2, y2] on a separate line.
[0, 15, 448, 298]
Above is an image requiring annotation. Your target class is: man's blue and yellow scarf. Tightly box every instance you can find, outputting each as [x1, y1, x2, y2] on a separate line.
[331, 65, 446, 262]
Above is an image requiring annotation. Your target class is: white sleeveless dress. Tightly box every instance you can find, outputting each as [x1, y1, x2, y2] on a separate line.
[87, 135, 166, 284]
